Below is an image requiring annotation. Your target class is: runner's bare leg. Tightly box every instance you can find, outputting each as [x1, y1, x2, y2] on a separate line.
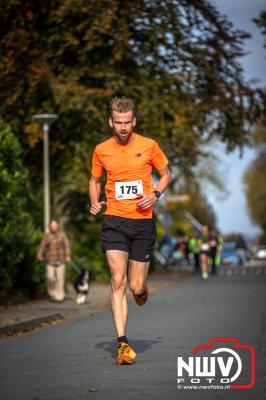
[128, 260, 150, 294]
[106, 250, 128, 337]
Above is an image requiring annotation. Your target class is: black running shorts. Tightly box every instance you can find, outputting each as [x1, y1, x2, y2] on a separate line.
[101, 215, 156, 262]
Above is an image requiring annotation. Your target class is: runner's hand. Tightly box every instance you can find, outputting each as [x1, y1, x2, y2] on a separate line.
[136, 193, 156, 210]
[90, 201, 106, 215]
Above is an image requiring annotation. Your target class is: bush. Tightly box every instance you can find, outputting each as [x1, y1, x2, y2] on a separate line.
[67, 235, 110, 284]
[0, 119, 41, 300]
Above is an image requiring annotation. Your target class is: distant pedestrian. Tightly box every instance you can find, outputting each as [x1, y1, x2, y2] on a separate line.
[176, 235, 189, 267]
[188, 233, 201, 274]
[37, 220, 71, 302]
[215, 233, 224, 268]
[209, 230, 219, 275]
[199, 225, 210, 280]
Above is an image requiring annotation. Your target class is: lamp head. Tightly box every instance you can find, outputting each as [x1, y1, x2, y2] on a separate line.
[32, 113, 58, 125]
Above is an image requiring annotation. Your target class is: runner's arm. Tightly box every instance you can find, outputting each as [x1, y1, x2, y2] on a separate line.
[89, 175, 101, 203]
[154, 165, 172, 195]
[89, 175, 105, 215]
[137, 166, 172, 209]
[150, 141, 172, 196]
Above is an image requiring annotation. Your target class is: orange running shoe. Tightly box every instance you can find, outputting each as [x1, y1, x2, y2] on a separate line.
[117, 342, 136, 365]
[133, 286, 149, 306]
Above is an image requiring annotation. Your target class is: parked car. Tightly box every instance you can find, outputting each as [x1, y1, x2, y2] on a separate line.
[252, 245, 266, 261]
[221, 242, 249, 266]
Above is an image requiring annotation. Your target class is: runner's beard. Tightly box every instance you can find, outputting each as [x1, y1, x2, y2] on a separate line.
[114, 129, 134, 144]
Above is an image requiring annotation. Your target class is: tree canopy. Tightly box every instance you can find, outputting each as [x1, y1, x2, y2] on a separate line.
[0, 0, 263, 165]
[254, 10, 266, 48]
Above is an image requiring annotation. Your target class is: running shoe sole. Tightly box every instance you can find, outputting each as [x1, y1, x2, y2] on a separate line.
[133, 286, 148, 306]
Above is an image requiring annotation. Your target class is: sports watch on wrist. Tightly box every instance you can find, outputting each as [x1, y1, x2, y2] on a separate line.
[153, 190, 161, 200]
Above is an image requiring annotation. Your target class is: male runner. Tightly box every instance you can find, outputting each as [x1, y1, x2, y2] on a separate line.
[199, 225, 210, 280]
[89, 96, 172, 365]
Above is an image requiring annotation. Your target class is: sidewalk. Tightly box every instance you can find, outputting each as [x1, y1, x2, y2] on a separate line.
[0, 270, 189, 339]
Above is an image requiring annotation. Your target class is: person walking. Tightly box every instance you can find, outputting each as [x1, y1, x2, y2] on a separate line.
[37, 220, 71, 302]
[89, 96, 172, 365]
[209, 230, 219, 275]
[199, 225, 210, 280]
[188, 232, 201, 274]
[215, 233, 224, 268]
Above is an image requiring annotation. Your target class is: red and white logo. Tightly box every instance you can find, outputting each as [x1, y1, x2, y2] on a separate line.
[177, 338, 256, 390]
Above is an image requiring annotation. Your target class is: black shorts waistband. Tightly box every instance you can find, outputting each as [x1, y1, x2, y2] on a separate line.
[104, 214, 154, 221]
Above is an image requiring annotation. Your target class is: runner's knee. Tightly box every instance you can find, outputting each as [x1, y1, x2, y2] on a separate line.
[111, 273, 127, 292]
[129, 281, 144, 294]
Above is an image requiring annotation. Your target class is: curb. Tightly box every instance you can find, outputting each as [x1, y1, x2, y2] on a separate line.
[0, 313, 64, 339]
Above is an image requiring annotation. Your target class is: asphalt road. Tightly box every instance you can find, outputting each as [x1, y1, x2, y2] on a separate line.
[0, 269, 265, 400]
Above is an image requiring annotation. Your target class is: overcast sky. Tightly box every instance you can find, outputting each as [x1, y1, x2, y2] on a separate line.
[206, 0, 266, 236]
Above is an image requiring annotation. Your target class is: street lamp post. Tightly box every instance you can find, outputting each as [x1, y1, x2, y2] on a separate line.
[32, 113, 58, 233]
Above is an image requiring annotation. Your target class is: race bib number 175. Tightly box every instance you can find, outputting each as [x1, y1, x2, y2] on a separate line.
[115, 180, 143, 200]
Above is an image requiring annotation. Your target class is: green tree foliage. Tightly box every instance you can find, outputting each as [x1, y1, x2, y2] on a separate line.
[243, 152, 266, 233]
[0, 0, 263, 167]
[0, 119, 42, 299]
[253, 10, 266, 48]
[243, 12, 266, 241]
[243, 123, 266, 236]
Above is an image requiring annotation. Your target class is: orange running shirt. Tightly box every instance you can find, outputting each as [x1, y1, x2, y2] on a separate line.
[91, 133, 169, 219]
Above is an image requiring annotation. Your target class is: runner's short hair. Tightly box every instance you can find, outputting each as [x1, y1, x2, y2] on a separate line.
[110, 96, 135, 115]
